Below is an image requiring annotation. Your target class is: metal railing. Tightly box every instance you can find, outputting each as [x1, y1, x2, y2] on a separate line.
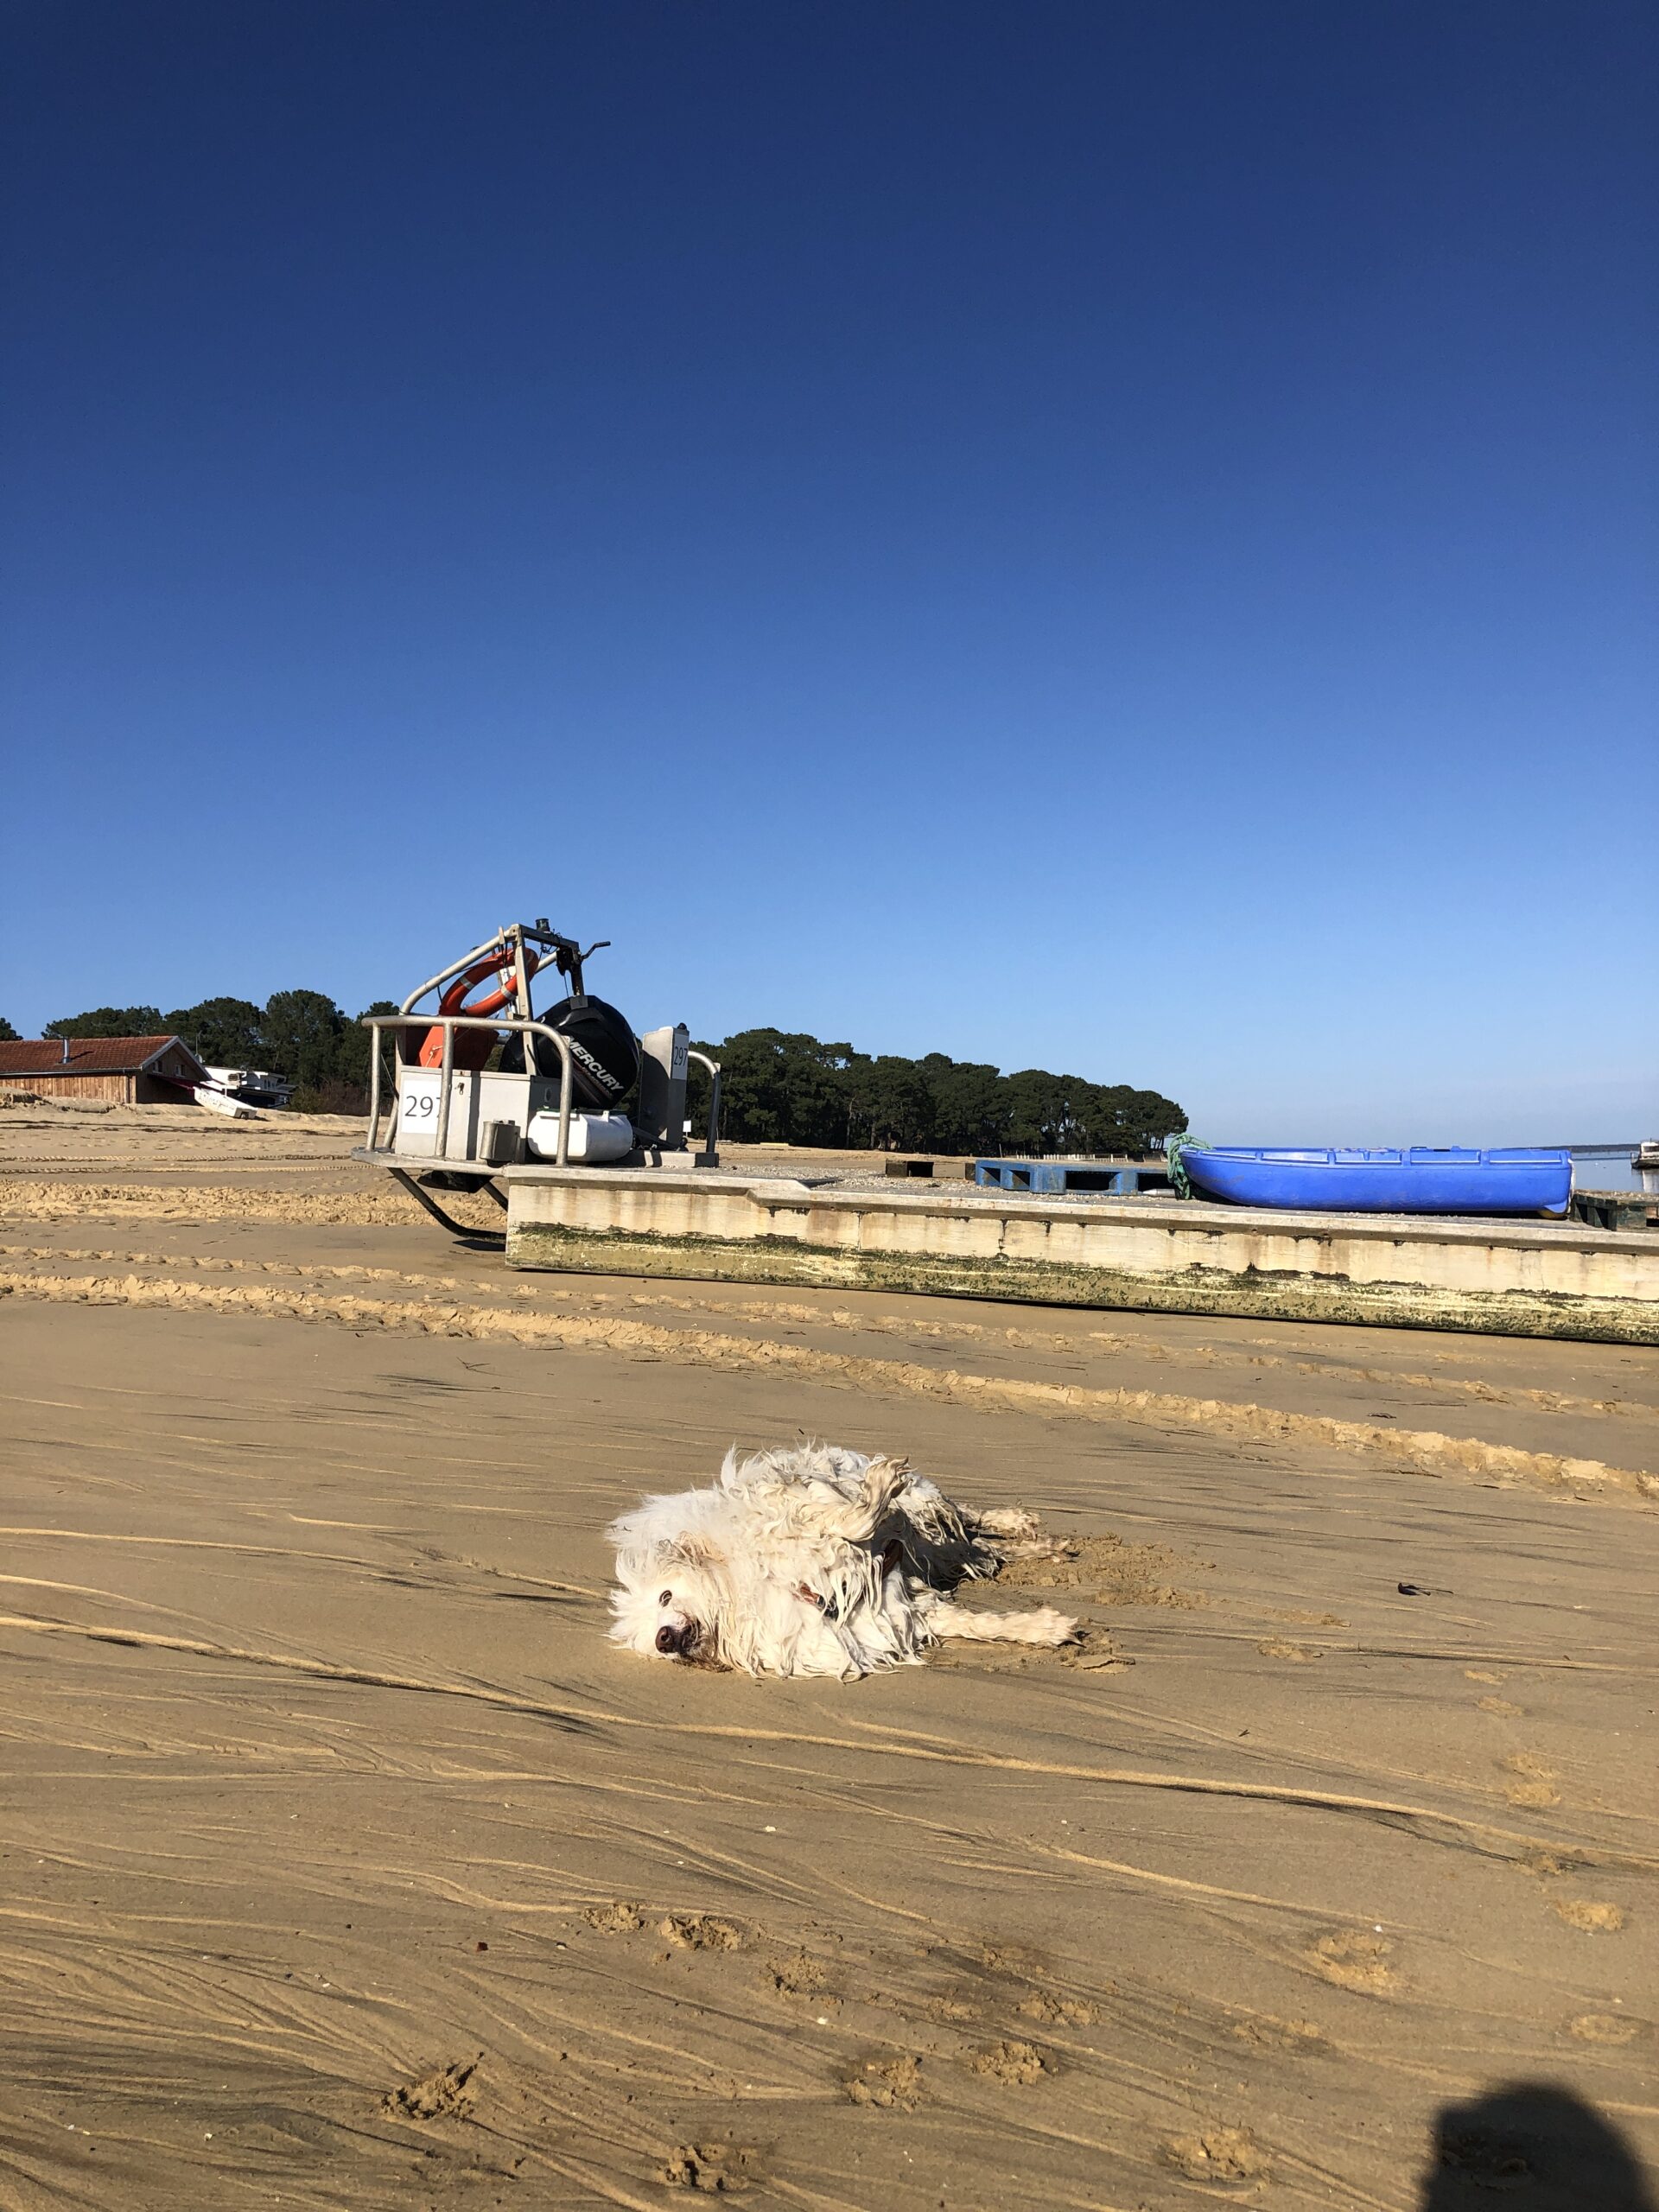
[361, 1014, 578, 1166]
[397, 921, 590, 1019]
[688, 1048, 721, 1167]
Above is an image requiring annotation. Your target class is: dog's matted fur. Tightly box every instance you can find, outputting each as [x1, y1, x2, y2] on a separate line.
[607, 1443, 1077, 1679]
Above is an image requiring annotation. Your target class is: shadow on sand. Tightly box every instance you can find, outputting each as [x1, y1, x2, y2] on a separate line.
[1422, 2082, 1656, 2210]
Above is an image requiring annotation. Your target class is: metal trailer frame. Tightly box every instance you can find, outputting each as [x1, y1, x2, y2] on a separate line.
[352, 922, 721, 1243]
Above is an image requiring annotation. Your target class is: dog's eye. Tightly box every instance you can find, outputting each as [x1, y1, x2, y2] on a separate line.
[658, 1590, 672, 1605]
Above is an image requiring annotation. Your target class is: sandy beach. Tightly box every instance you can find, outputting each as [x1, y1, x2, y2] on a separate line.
[2, 1100, 1656, 2209]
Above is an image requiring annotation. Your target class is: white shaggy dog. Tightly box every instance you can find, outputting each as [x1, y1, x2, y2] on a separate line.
[607, 1443, 1078, 1680]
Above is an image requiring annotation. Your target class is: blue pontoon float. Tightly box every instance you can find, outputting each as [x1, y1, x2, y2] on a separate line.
[1177, 1146, 1572, 1217]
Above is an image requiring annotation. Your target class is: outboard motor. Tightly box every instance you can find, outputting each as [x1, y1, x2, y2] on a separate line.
[503, 995, 641, 1113]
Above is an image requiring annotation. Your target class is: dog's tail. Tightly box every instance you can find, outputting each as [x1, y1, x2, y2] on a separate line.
[931, 1603, 1079, 1649]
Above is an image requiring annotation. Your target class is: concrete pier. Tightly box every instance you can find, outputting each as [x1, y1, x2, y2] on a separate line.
[502, 1165, 1659, 1344]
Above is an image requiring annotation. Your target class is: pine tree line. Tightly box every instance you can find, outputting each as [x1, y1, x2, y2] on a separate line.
[690, 1029, 1183, 1156]
[10, 1002, 1184, 1151]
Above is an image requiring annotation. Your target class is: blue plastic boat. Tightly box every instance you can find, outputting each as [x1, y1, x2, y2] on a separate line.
[1179, 1146, 1572, 1217]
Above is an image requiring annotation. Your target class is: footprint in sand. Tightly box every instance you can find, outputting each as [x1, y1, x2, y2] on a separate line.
[1433, 2122, 1534, 2186]
[1568, 2012, 1643, 2044]
[1520, 1849, 1580, 1879]
[381, 2056, 479, 2121]
[1306, 1929, 1396, 1994]
[910, 1990, 982, 2023]
[1160, 2126, 1269, 2184]
[1553, 1899, 1624, 1934]
[663, 2142, 756, 2192]
[1502, 1751, 1560, 1808]
[1018, 1991, 1102, 2027]
[764, 1949, 834, 2002]
[1232, 2016, 1323, 2054]
[1477, 1696, 1523, 1716]
[583, 1902, 644, 1933]
[660, 1913, 742, 1951]
[844, 2054, 923, 2110]
[966, 2038, 1052, 2085]
[975, 1941, 1044, 1976]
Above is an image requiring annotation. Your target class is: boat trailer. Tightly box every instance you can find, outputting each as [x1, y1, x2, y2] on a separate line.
[352, 919, 721, 1243]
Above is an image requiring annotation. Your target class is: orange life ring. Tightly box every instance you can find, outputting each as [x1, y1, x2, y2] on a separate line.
[416, 947, 541, 1070]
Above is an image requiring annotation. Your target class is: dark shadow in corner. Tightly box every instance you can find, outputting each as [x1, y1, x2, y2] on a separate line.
[1422, 2082, 1656, 2211]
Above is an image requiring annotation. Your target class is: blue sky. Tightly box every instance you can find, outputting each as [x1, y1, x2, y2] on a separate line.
[3, 2, 1654, 1139]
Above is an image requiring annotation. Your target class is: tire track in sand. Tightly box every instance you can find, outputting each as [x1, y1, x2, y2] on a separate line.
[8, 1232, 1656, 1436]
[2, 1265, 1654, 1503]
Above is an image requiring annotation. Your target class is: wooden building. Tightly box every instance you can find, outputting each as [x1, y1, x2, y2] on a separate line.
[0, 1035, 212, 1104]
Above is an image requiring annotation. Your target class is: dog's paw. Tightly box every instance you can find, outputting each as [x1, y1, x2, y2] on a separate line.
[976, 1506, 1040, 1541]
[999, 1535, 1062, 1562]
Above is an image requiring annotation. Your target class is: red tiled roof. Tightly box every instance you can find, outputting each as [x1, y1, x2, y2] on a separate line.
[0, 1035, 206, 1079]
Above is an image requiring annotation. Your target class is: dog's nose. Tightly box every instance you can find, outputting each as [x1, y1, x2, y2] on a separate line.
[656, 1624, 683, 1655]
